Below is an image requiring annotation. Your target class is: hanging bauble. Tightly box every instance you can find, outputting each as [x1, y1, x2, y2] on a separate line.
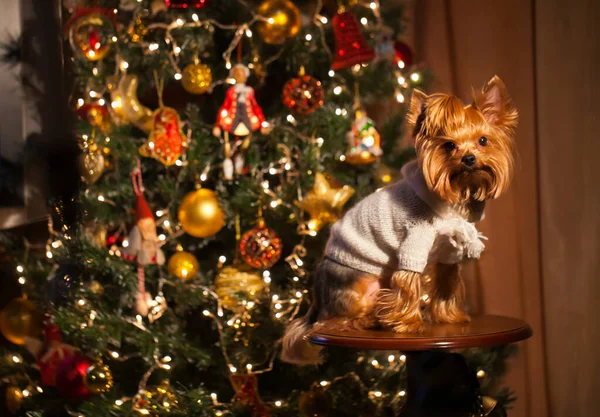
[240, 218, 282, 269]
[256, 0, 301, 45]
[295, 173, 355, 232]
[66, 10, 115, 61]
[167, 251, 199, 280]
[88, 280, 105, 295]
[139, 107, 187, 166]
[106, 74, 154, 131]
[345, 108, 382, 165]
[78, 143, 105, 184]
[5, 385, 23, 414]
[0, 298, 43, 345]
[128, 12, 149, 43]
[298, 389, 333, 417]
[76, 102, 111, 132]
[133, 380, 179, 417]
[47, 264, 80, 306]
[331, 11, 375, 70]
[394, 40, 414, 68]
[165, 0, 210, 8]
[181, 60, 212, 94]
[178, 189, 225, 238]
[55, 354, 113, 401]
[282, 68, 324, 115]
[215, 263, 264, 310]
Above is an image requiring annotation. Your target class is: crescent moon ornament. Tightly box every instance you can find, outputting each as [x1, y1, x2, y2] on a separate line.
[106, 74, 153, 132]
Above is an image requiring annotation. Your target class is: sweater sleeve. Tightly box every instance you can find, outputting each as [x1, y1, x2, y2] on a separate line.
[396, 224, 436, 273]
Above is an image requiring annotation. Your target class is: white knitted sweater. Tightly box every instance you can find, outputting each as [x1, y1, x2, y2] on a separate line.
[325, 160, 486, 275]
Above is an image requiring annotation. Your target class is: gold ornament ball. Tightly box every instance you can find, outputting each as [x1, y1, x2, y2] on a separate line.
[181, 63, 212, 94]
[168, 251, 199, 280]
[215, 263, 264, 309]
[5, 386, 23, 414]
[0, 298, 43, 345]
[78, 148, 105, 184]
[133, 380, 179, 416]
[178, 189, 225, 238]
[88, 280, 105, 295]
[256, 0, 301, 45]
[84, 360, 114, 394]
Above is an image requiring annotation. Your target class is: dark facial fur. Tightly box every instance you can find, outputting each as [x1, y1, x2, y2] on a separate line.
[407, 76, 518, 204]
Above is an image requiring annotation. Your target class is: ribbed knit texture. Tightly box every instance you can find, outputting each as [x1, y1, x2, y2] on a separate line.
[325, 161, 486, 275]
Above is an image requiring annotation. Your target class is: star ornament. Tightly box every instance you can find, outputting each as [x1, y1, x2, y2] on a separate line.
[296, 173, 355, 232]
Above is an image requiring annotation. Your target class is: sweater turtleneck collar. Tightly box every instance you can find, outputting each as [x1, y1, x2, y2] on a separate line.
[401, 160, 485, 222]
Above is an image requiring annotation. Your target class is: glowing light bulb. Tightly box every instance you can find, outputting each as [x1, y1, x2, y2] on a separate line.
[333, 86, 342, 95]
[174, 73, 182, 80]
[410, 72, 420, 82]
[305, 34, 312, 41]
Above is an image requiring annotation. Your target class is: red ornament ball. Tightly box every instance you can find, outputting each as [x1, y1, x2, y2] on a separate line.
[394, 41, 414, 68]
[55, 354, 113, 401]
[55, 354, 93, 401]
[282, 74, 324, 115]
[239, 219, 282, 269]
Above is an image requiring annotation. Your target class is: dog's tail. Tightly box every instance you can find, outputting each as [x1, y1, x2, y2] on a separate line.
[281, 302, 323, 365]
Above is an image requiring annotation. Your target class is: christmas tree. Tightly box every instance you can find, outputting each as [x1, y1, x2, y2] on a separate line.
[0, 1, 516, 416]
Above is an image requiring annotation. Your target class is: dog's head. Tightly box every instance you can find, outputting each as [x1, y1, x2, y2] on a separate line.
[407, 76, 518, 204]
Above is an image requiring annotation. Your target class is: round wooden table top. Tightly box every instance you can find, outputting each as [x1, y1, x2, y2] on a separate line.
[307, 315, 532, 351]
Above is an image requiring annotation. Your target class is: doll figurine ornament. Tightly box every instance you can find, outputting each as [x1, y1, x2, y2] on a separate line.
[122, 161, 165, 317]
[282, 76, 518, 365]
[213, 64, 269, 180]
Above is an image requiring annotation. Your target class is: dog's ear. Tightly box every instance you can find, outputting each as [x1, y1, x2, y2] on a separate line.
[474, 76, 518, 131]
[407, 89, 428, 128]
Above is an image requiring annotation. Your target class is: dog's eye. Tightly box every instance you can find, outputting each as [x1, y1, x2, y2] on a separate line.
[443, 141, 456, 152]
[478, 136, 488, 146]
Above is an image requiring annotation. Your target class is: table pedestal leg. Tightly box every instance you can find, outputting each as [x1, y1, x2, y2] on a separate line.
[398, 351, 480, 417]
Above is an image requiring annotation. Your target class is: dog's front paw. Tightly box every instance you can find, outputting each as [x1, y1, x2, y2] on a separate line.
[429, 301, 471, 324]
[391, 321, 425, 334]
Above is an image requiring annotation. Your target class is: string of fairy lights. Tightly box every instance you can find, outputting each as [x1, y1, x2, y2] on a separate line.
[0, 1, 463, 416]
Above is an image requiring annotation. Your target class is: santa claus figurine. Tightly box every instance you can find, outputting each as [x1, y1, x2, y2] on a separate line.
[24, 316, 76, 387]
[213, 64, 269, 180]
[122, 161, 165, 316]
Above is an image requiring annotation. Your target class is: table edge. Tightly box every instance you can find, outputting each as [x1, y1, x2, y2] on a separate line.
[306, 320, 533, 351]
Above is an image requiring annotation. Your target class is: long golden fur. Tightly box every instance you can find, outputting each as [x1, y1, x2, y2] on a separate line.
[282, 76, 518, 365]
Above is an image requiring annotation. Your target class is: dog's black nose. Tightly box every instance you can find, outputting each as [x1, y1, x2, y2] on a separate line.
[461, 154, 476, 167]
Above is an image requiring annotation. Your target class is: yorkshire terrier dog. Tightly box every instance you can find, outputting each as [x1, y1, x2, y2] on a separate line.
[282, 76, 518, 365]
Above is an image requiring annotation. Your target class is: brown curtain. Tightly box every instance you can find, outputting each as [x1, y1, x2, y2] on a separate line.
[409, 0, 600, 416]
